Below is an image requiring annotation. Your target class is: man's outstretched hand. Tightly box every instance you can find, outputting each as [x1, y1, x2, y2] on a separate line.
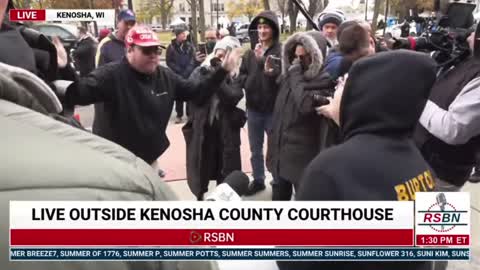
[52, 36, 68, 68]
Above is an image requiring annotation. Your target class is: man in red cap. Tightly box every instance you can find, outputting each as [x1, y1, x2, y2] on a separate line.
[60, 26, 241, 167]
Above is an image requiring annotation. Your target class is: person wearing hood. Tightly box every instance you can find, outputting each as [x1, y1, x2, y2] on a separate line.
[184, 36, 246, 201]
[280, 50, 437, 270]
[266, 31, 335, 200]
[239, 10, 282, 195]
[0, 61, 219, 270]
[72, 26, 97, 77]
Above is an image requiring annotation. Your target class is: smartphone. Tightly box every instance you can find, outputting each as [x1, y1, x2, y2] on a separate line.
[266, 55, 282, 70]
[197, 43, 207, 55]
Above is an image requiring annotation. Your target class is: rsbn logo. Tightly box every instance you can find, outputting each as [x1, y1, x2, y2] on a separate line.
[418, 193, 468, 233]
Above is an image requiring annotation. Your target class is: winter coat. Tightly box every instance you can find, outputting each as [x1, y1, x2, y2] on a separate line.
[281, 50, 438, 270]
[183, 65, 246, 198]
[95, 32, 125, 67]
[239, 10, 282, 113]
[266, 31, 336, 184]
[0, 62, 218, 270]
[73, 35, 97, 76]
[64, 58, 228, 164]
[166, 39, 196, 79]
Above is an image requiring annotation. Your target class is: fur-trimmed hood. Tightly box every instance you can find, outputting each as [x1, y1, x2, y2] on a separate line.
[282, 31, 328, 80]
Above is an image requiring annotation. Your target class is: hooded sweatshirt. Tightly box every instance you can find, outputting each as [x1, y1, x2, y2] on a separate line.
[267, 31, 335, 184]
[279, 50, 437, 270]
[239, 10, 282, 113]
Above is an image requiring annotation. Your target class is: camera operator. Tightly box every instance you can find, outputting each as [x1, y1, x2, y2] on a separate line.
[183, 36, 246, 201]
[415, 27, 480, 190]
[266, 31, 335, 200]
[0, 0, 79, 126]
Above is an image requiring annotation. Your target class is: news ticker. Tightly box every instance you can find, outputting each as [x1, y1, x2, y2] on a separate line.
[9, 9, 115, 23]
[10, 248, 470, 261]
[9, 192, 471, 261]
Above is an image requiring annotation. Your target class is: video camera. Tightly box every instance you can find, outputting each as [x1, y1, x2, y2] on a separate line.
[392, 0, 478, 73]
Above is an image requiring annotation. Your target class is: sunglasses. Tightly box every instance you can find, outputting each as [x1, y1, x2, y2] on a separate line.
[135, 45, 162, 56]
[125, 20, 136, 27]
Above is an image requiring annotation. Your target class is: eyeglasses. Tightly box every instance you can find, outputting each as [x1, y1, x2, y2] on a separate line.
[135, 45, 162, 56]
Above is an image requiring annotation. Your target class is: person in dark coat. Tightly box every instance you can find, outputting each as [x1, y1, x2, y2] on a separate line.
[183, 36, 246, 201]
[266, 31, 335, 200]
[281, 50, 438, 270]
[239, 10, 282, 195]
[166, 25, 196, 124]
[61, 26, 241, 167]
[72, 26, 97, 76]
[400, 19, 411, 37]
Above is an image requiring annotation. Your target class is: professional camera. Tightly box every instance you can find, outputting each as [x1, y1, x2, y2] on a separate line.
[392, 0, 477, 73]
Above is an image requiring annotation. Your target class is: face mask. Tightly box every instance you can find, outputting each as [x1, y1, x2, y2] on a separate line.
[206, 41, 216, 54]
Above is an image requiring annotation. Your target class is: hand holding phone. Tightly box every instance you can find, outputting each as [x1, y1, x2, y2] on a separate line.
[265, 55, 281, 73]
[197, 43, 207, 55]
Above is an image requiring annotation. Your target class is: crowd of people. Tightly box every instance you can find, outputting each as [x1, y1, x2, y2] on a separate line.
[1, 0, 480, 269]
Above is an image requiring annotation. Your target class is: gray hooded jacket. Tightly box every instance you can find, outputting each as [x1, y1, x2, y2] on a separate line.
[266, 31, 336, 184]
[0, 62, 217, 270]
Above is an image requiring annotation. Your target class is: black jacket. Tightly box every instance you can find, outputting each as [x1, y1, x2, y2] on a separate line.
[267, 31, 336, 184]
[166, 39, 196, 79]
[415, 57, 480, 185]
[281, 51, 438, 270]
[0, 23, 78, 117]
[183, 65, 246, 197]
[64, 58, 228, 164]
[239, 10, 282, 113]
[73, 36, 97, 76]
[96, 32, 125, 67]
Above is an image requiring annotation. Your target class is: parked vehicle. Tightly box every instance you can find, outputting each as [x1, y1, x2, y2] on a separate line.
[235, 23, 250, 43]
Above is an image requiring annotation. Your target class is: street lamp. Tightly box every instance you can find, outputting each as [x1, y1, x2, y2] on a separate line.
[383, 0, 390, 36]
[216, 0, 219, 29]
[364, 0, 368, 21]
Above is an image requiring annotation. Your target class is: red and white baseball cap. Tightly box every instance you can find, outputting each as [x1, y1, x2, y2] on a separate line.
[125, 26, 163, 48]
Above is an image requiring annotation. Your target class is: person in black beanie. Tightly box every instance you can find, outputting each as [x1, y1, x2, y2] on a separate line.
[280, 50, 437, 270]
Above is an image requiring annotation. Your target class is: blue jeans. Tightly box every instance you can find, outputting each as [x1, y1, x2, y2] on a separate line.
[247, 110, 272, 184]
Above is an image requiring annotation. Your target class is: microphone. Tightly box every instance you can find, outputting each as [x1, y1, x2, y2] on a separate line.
[205, 171, 249, 201]
[436, 193, 447, 211]
[436, 193, 447, 230]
